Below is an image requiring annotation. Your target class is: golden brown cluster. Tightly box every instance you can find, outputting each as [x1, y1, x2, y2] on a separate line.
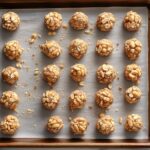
[0, 115, 20, 135]
[70, 117, 89, 135]
[43, 64, 60, 86]
[124, 64, 142, 83]
[2, 12, 20, 31]
[123, 11, 142, 32]
[70, 12, 88, 30]
[69, 90, 86, 110]
[0, 91, 19, 110]
[125, 114, 143, 132]
[95, 88, 113, 109]
[125, 86, 142, 104]
[96, 64, 116, 84]
[96, 12, 115, 32]
[44, 12, 62, 31]
[47, 116, 64, 134]
[2, 66, 19, 85]
[96, 39, 114, 56]
[70, 64, 87, 83]
[40, 41, 62, 59]
[3, 40, 23, 60]
[124, 38, 142, 60]
[69, 39, 88, 59]
[42, 90, 60, 110]
[96, 114, 115, 135]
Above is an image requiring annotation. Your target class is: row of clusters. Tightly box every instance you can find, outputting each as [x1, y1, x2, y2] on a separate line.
[0, 113, 143, 135]
[2, 37, 142, 62]
[1, 11, 141, 32]
[1, 63, 142, 87]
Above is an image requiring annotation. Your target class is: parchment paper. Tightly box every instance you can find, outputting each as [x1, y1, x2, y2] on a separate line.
[0, 7, 148, 139]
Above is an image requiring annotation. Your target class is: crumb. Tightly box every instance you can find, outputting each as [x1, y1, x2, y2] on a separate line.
[117, 77, 119, 80]
[79, 81, 84, 86]
[118, 87, 122, 91]
[34, 68, 40, 76]
[58, 63, 64, 69]
[62, 23, 68, 29]
[28, 33, 41, 44]
[48, 31, 56, 36]
[25, 91, 31, 97]
[26, 108, 34, 114]
[68, 117, 72, 121]
[88, 106, 93, 110]
[16, 63, 22, 69]
[108, 84, 112, 89]
[115, 108, 119, 112]
[119, 117, 123, 124]
[84, 29, 93, 35]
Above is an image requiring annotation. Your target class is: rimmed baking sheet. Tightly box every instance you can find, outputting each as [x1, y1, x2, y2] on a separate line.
[0, 7, 148, 139]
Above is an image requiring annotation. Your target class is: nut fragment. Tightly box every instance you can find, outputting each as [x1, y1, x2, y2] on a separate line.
[96, 39, 114, 56]
[69, 90, 87, 110]
[2, 12, 20, 31]
[124, 38, 142, 60]
[43, 64, 60, 86]
[123, 11, 142, 32]
[0, 91, 19, 110]
[70, 117, 89, 135]
[0, 115, 20, 135]
[96, 64, 116, 84]
[3, 40, 23, 60]
[96, 12, 115, 32]
[47, 116, 64, 134]
[96, 114, 115, 135]
[2, 66, 19, 85]
[44, 12, 62, 31]
[42, 90, 60, 110]
[95, 88, 113, 109]
[69, 39, 88, 59]
[40, 41, 62, 58]
[125, 86, 142, 104]
[125, 114, 143, 132]
[124, 64, 142, 83]
[70, 12, 88, 30]
[70, 64, 87, 83]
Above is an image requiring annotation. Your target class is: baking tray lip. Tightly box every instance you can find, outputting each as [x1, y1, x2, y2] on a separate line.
[0, 138, 150, 147]
[0, 2, 149, 148]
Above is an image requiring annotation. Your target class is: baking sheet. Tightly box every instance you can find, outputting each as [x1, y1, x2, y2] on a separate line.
[0, 7, 148, 139]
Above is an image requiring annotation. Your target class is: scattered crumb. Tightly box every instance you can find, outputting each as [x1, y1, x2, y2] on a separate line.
[119, 117, 123, 124]
[84, 28, 93, 35]
[118, 87, 122, 91]
[28, 33, 41, 44]
[116, 43, 119, 47]
[68, 117, 72, 121]
[48, 31, 56, 36]
[62, 23, 68, 29]
[26, 108, 34, 114]
[117, 77, 120, 80]
[58, 63, 64, 69]
[79, 81, 84, 86]
[88, 106, 93, 110]
[115, 108, 119, 112]
[25, 91, 31, 97]
[34, 68, 40, 76]
[108, 84, 112, 89]
[16, 63, 22, 69]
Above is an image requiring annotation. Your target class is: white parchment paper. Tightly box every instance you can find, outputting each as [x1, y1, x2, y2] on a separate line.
[0, 7, 148, 139]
